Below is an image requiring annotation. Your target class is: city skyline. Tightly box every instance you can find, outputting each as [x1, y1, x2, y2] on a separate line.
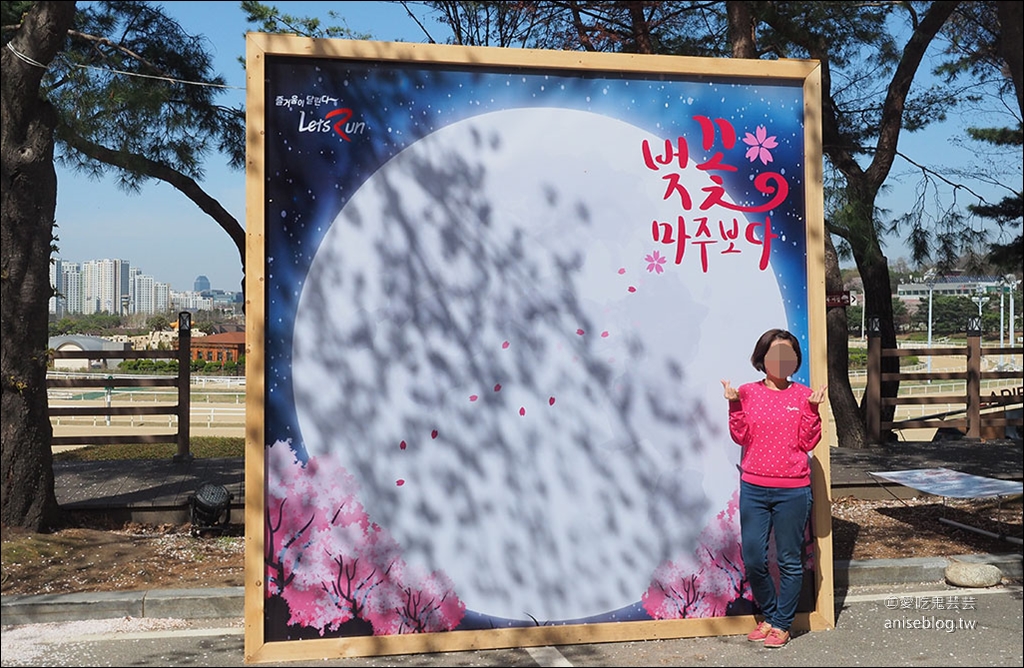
[49, 255, 238, 318]
[53, 253, 235, 293]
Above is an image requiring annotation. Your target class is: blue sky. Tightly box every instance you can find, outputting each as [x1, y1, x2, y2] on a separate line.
[53, 1, 1020, 293]
[55, 1, 438, 293]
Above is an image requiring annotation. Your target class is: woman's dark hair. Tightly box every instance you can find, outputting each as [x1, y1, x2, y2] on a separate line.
[750, 328, 802, 373]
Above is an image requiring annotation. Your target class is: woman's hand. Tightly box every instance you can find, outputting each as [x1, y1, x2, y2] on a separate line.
[721, 379, 739, 402]
[809, 384, 828, 405]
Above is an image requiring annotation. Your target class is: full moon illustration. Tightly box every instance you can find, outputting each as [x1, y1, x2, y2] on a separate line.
[292, 108, 787, 621]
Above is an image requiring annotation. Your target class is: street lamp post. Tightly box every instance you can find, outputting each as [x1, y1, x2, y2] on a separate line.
[924, 271, 936, 374]
[999, 277, 1007, 366]
[1008, 274, 1021, 367]
[859, 292, 865, 340]
[972, 294, 990, 316]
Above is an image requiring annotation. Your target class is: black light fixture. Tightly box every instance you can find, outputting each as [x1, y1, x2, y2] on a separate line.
[868, 316, 881, 337]
[967, 315, 983, 338]
[189, 482, 233, 536]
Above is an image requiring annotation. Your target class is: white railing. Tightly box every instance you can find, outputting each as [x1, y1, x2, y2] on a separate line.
[47, 387, 245, 403]
[50, 405, 245, 429]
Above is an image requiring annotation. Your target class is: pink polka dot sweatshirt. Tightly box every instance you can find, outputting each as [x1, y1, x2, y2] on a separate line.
[727, 380, 822, 488]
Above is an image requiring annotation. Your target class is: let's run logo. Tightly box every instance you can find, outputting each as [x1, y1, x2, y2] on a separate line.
[275, 94, 367, 142]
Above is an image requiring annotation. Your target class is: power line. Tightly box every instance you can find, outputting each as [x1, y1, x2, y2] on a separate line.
[72, 60, 244, 90]
[6, 40, 243, 90]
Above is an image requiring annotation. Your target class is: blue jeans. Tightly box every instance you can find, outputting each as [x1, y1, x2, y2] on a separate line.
[739, 480, 812, 632]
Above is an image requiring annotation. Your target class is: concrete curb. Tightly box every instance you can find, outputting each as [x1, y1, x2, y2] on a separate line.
[835, 552, 1022, 588]
[0, 587, 245, 626]
[4, 554, 1021, 627]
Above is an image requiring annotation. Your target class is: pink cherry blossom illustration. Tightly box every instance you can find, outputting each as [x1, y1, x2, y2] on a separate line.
[642, 490, 752, 620]
[431, 429, 438, 439]
[494, 383, 502, 392]
[628, 286, 637, 293]
[618, 267, 626, 275]
[399, 440, 407, 450]
[601, 331, 609, 338]
[548, 396, 556, 406]
[519, 407, 526, 416]
[742, 125, 778, 165]
[502, 340, 510, 349]
[576, 328, 585, 335]
[469, 394, 478, 402]
[645, 250, 667, 274]
[264, 441, 465, 636]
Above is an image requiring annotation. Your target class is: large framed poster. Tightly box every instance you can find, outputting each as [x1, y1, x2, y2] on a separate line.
[244, 33, 830, 664]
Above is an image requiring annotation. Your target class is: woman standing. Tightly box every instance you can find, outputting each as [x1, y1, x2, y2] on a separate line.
[721, 328, 826, 648]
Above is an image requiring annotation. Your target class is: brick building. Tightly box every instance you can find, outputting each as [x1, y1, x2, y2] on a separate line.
[185, 331, 246, 365]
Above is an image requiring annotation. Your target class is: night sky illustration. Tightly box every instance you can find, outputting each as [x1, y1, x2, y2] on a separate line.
[258, 51, 814, 628]
[264, 55, 810, 443]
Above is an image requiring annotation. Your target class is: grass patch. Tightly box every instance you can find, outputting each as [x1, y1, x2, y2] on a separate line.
[1, 530, 76, 566]
[53, 436, 244, 461]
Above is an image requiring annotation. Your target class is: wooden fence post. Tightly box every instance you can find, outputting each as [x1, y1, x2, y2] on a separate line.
[175, 311, 193, 462]
[966, 316, 982, 440]
[866, 316, 881, 443]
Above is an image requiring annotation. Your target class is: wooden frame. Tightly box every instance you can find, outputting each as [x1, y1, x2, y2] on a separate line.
[244, 34, 830, 663]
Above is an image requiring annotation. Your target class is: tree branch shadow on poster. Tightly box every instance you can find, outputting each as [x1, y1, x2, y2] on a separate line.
[244, 34, 831, 663]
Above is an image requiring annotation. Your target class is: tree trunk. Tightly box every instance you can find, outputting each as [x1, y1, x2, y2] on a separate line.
[726, 1, 758, 59]
[824, 235, 870, 448]
[1, 1, 78, 531]
[816, 3, 958, 445]
[996, 2, 1023, 116]
[851, 226, 900, 444]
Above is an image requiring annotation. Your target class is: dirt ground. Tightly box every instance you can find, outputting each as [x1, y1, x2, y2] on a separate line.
[1, 496, 1021, 598]
[1, 518, 245, 597]
[830, 494, 1022, 561]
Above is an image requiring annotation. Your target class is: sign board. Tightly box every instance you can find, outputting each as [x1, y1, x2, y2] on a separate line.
[826, 291, 851, 308]
[244, 34, 830, 663]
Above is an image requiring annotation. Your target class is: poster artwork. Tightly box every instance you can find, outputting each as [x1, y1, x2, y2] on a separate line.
[249, 37, 824, 654]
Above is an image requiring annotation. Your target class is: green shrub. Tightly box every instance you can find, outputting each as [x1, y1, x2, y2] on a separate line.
[849, 348, 867, 369]
[848, 350, 919, 369]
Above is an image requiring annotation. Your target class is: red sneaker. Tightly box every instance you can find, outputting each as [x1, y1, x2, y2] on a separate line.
[746, 621, 772, 642]
[764, 627, 790, 648]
